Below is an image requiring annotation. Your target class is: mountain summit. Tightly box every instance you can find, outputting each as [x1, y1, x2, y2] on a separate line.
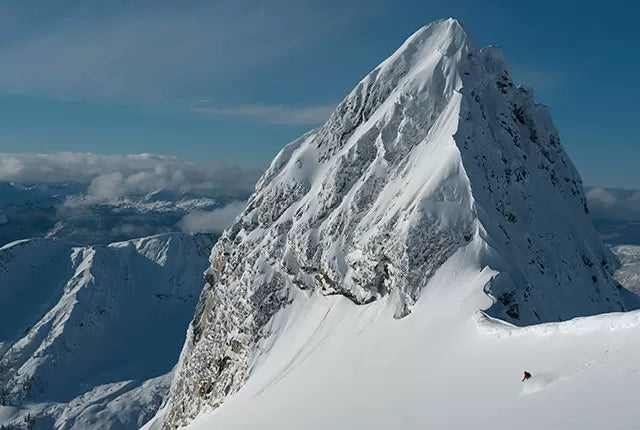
[158, 19, 636, 428]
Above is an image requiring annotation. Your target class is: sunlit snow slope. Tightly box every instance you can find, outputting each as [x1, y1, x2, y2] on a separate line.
[155, 18, 639, 429]
[0, 233, 215, 429]
[157, 257, 640, 430]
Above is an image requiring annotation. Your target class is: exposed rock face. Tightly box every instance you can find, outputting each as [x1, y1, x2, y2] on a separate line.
[160, 19, 635, 428]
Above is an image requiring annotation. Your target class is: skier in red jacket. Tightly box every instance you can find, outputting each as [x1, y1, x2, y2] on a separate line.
[522, 371, 532, 381]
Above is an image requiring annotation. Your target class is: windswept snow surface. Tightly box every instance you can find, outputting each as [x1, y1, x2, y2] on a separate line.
[157, 18, 638, 429]
[148, 246, 640, 430]
[0, 233, 215, 429]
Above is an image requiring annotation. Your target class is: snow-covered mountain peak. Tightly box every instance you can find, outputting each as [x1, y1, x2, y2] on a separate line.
[378, 17, 475, 68]
[158, 19, 637, 429]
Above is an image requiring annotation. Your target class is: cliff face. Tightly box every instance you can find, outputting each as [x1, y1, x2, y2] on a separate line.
[160, 19, 633, 429]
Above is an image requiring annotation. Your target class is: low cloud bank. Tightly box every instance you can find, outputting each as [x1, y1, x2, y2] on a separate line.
[179, 200, 247, 233]
[586, 187, 640, 220]
[0, 152, 263, 202]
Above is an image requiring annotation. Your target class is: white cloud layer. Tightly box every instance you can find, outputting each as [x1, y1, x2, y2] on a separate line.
[586, 187, 618, 208]
[178, 200, 247, 233]
[586, 187, 640, 220]
[0, 152, 262, 201]
[190, 103, 335, 125]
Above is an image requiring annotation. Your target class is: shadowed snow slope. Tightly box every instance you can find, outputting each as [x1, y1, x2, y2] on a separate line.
[155, 18, 638, 429]
[0, 233, 215, 429]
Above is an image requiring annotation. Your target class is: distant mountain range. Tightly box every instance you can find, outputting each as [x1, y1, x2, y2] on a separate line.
[0, 233, 215, 429]
[0, 181, 247, 246]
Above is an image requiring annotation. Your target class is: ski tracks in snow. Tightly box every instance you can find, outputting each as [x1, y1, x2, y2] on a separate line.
[252, 304, 343, 399]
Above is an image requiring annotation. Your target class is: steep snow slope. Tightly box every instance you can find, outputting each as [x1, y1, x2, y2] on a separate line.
[145, 256, 640, 430]
[158, 18, 637, 428]
[0, 233, 215, 429]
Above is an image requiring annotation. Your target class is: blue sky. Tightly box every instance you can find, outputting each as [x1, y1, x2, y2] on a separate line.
[0, 0, 638, 188]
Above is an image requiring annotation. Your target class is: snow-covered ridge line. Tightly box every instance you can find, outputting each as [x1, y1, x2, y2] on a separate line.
[0, 232, 215, 429]
[477, 308, 640, 338]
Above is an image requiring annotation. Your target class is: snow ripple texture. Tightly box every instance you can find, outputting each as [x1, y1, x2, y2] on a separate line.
[161, 18, 636, 429]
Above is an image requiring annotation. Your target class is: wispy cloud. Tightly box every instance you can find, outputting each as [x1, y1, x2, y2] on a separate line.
[178, 200, 247, 233]
[189, 103, 335, 125]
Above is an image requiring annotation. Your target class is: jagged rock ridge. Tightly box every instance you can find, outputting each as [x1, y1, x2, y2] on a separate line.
[159, 18, 635, 428]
